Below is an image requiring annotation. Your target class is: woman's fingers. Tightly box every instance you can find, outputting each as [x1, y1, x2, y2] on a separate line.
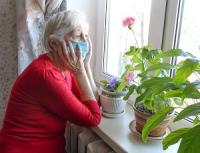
[61, 40, 71, 64]
[68, 41, 77, 64]
[56, 40, 68, 67]
[61, 40, 78, 71]
[76, 44, 83, 62]
[84, 36, 92, 64]
[88, 37, 92, 55]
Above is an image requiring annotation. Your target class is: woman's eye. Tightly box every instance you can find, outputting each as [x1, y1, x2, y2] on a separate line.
[64, 35, 72, 40]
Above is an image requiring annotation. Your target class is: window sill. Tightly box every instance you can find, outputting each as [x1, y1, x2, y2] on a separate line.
[92, 103, 191, 153]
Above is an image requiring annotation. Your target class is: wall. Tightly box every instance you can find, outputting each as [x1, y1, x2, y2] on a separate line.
[0, 0, 18, 126]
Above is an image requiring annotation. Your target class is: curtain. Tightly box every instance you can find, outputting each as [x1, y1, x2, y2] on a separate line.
[16, 0, 67, 74]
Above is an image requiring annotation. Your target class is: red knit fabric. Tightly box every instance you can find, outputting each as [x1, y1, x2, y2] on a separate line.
[0, 54, 101, 153]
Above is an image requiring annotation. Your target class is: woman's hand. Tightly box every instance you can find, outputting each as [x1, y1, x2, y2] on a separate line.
[84, 37, 92, 66]
[62, 40, 96, 101]
[61, 40, 86, 74]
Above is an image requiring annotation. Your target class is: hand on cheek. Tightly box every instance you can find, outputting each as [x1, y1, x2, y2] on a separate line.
[61, 40, 85, 74]
[84, 36, 92, 66]
[49, 38, 70, 71]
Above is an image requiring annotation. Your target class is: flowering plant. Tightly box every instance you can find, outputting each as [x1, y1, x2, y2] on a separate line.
[100, 71, 134, 93]
[120, 16, 200, 149]
[122, 17, 138, 46]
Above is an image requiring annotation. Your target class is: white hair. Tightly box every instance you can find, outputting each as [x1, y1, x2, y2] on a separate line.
[43, 10, 89, 51]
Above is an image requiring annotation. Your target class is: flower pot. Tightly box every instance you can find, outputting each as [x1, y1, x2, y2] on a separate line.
[100, 87, 127, 114]
[133, 105, 174, 137]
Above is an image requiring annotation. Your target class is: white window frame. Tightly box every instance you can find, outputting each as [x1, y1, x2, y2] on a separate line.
[162, 0, 183, 50]
[94, 0, 167, 83]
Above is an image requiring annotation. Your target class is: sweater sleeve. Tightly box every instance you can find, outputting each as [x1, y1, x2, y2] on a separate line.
[71, 73, 81, 100]
[71, 73, 101, 107]
[33, 69, 101, 127]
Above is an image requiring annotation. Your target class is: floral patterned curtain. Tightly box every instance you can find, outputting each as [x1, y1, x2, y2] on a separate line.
[16, 0, 67, 74]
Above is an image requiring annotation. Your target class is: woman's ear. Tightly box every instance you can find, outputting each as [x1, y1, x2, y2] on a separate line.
[48, 37, 58, 51]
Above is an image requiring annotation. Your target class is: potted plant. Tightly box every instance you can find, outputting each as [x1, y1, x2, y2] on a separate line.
[162, 102, 200, 153]
[122, 45, 200, 140]
[119, 16, 200, 145]
[100, 74, 134, 117]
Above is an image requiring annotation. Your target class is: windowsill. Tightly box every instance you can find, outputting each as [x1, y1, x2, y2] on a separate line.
[92, 103, 192, 153]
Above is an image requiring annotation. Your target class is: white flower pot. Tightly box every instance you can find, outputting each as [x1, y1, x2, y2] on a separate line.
[100, 87, 127, 114]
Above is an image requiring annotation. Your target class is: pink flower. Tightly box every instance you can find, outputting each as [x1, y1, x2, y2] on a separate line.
[125, 71, 134, 84]
[122, 17, 135, 27]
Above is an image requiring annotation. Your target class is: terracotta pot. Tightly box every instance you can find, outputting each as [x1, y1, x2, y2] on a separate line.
[133, 105, 174, 137]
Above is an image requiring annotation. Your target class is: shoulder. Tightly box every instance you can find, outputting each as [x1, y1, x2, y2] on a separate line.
[16, 54, 64, 86]
[22, 54, 59, 78]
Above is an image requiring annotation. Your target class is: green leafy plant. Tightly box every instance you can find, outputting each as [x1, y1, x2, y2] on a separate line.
[162, 103, 200, 153]
[122, 45, 200, 139]
[120, 16, 200, 152]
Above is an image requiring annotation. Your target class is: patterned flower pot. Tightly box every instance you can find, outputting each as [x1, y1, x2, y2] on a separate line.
[100, 87, 127, 114]
[133, 104, 174, 137]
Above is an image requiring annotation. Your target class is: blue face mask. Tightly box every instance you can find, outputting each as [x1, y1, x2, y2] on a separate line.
[71, 40, 89, 59]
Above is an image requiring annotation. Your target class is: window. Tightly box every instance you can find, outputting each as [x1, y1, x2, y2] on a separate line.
[160, 0, 200, 117]
[177, 0, 200, 59]
[95, 0, 167, 82]
[167, 0, 200, 109]
[105, 0, 151, 77]
[95, 0, 199, 110]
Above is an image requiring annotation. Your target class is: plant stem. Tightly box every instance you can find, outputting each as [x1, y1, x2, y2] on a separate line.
[131, 29, 139, 47]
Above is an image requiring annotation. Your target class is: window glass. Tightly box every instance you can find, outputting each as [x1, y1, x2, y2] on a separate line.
[105, 0, 152, 76]
[178, 0, 200, 59]
[176, 0, 200, 108]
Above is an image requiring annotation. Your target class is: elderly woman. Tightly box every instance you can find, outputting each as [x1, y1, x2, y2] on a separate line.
[0, 10, 101, 153]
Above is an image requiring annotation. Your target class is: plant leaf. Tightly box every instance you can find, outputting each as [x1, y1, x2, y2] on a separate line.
[136, 84, 172, 105]
[134, 63, 143, 71]
[173, 59, 199, 85]
[156, 49, 196, 59]
[182, 84, 200, 99]
[116, 80, 127, 92]
[174, 103, 200, 122]
[166, 90, 184, 98]
[125, 64, 135, 71]
[123, 84, 136, 100]
[153, 95, 171, 111]
[177, 125, 200, 153]
[162, 128, 190, 150]
[193, 116, 200, 126]
[173, 97, 184, 106]
[137, 77, 173, 92]
[140, 63, 173, 77]
[142, 107, 174, 142]
[131, 54, 141, 63]
[100, 80, 108, 86]
[125, 46, 138, 56]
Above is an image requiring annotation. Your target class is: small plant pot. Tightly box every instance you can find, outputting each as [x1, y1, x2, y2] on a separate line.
[133, 104, 174, 137]
[100, 87, 127, 114]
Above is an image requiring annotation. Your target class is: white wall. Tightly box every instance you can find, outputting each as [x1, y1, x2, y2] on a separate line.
[67, 0, 98, 71]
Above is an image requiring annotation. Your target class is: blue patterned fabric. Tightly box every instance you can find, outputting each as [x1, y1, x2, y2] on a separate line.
[16, 0, 67, 74]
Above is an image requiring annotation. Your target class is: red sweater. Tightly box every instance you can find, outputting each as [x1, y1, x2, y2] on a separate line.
[0, 54, 101, 153]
